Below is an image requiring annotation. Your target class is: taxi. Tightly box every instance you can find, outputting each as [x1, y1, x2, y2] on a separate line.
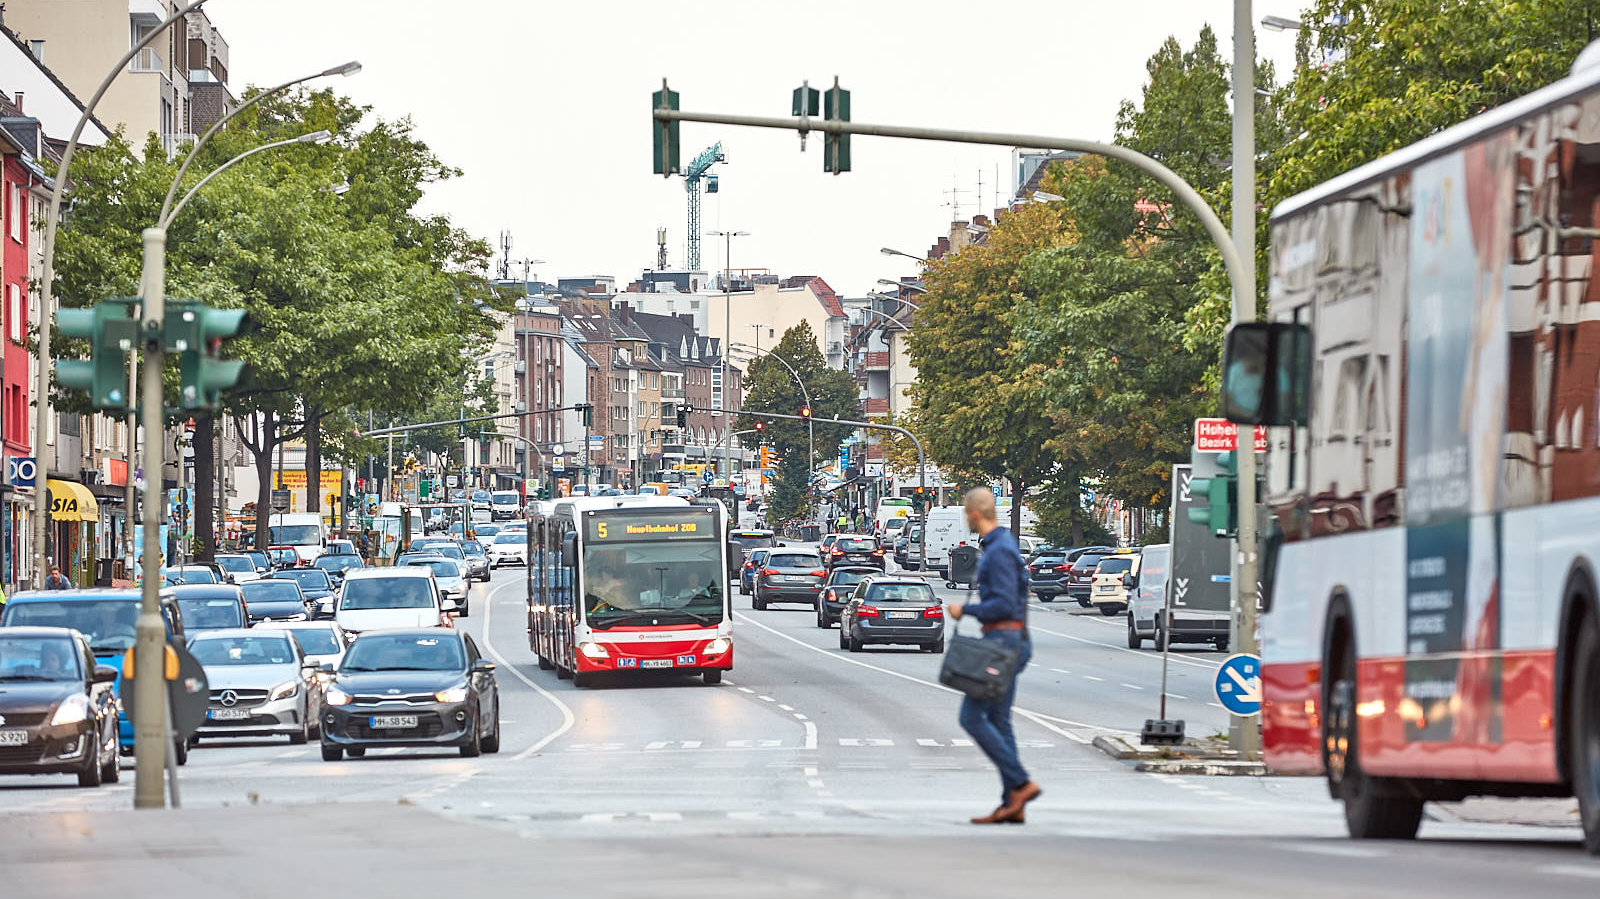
[1089, 548, 1140, 617]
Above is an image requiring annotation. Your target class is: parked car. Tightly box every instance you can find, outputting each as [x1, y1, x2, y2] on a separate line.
[738, 548, 770, 596]
[240, 578, 313, 624]
[753, 550, 828, 611]
[1089, 550, 1139, 616]
[1027, 549, 1073, 602]
[188, 628, 319, 745]
[335, 568, 453, 638]
[171, 584, 250, 634]
[815, 565, 877, 628]
[838, 576, 945, 653]
[214, 553, 261, 584]
[0, 627, 122, 786]
[1062, 546, 1118, 607]
[824, 535, 885, 571]
[318, 628, 500, 761]
[1127, 543, 1170, 649]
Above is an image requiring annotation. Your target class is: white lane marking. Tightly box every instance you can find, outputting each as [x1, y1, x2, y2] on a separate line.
[480, 577, 576, 761]
[1083, 675, 1105, 682]
[645, 811, 682, 822]
[839, 738, 895, 747]
[644, 741, 670, 750]
[738, 687, 755, 694]
[1281, 844, 1385, 858]
[1121, 683, 1144, 691]
[804, 767, 819, 776]
[681, 740, 702, 749]
[778, 704, 795, 711]
[1027, 623, 1222, 670]
[807, 779, 826, 789]
[1165, 692, 1188, 700]
[803, 720, 818, 751]
[917, 738, 941, 747]
[1049, 667, 1072, 675]
[793, 713, 808, 721]
[733, 611, 1119, 740]
[1539, 864, 1600, 879]
[274, 749, 305, 758]
[758, 695, 776, 702]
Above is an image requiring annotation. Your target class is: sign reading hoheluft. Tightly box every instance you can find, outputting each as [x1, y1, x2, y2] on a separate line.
[1193, 418, 1268, 453]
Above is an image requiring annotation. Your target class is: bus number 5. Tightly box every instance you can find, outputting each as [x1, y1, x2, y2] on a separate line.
[597, 522, 608, 539]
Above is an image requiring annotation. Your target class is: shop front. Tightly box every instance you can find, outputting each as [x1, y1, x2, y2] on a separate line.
[46, 478, 98, 587]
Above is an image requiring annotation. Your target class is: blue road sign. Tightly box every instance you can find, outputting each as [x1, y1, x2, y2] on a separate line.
[1213, 653, 1261, 716]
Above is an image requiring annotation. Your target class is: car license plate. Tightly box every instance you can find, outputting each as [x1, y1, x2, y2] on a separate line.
[887, 610, 918, 619]
[0, 729, 27, 745]
[209, 708, 251, 720]
[370, 715, 418, 728]
[849, 555, 867, 561]
[640, 659, 672, 669]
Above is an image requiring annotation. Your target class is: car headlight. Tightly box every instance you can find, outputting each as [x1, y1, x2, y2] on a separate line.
[704, 637, 730, 655]
[51, 693, 90, 726]
[268, 680, 299, 702]
[435, 685, 469, 703]
[578, 641, 610, 659]
[324, 686, 352, 706]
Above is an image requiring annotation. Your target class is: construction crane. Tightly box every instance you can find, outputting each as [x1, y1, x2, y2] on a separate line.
[682, 142, 725, 272]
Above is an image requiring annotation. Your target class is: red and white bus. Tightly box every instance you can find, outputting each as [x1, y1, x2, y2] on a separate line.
[526, 496, 731, 687]
[1226, 53, 1600, 851]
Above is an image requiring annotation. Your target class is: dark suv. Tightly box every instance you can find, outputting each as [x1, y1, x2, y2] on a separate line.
[1027, 549, 1071, 601]
[1063, 547, 1117, 607]
[753, 550, 827, 610]
[825, 535, 884, 571]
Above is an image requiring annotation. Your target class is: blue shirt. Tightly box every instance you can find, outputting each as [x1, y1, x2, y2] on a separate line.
[962, 526, 1028, 623]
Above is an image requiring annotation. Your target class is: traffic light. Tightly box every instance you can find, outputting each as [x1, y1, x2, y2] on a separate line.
[1187, 451, 1239, 538]
[165, 301, 249, 410]
[54, 299, 137, 409]
[652, 80, 680, 176]
[823, 76, 851, 174]
[539, 484, 552, 500]
[754, 420, 764, 435]
[676, 403, 691, 428]
[801, 406, 811, 419]
[579, 403, 593, 427]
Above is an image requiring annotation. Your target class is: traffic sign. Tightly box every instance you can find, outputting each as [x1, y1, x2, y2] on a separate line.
[588, 435, 604, 445]
[6, 456, 36, 487]
[270, 488, 291, 511]
[120, 642, 210, 741]
[551, 460, 565, 473]
[1213, 653, 1262, 716]
[1194, 418, 1267, 453]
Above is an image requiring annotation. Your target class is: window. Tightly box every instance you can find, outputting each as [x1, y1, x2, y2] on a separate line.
[9, 184, 22, 242]
[7, 283, 20, 343]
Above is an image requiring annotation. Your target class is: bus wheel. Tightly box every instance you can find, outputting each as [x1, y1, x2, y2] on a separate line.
[1326, 631, 1423, 840]
[703, 670, 723, 685]
[556, 664, 573, 681]
[537, 653, 554, 671]
[1570, 612, 1600, 854]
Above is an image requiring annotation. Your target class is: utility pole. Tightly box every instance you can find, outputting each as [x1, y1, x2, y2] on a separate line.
[132, 227, 168, 809]
[1229, 0, 1261, 759]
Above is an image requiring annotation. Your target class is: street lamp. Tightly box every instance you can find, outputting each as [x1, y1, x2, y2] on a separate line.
[874, 280, 927, 297]
[1260, 14, 1303, 31]
[163, 131, 332, 228]
[879, 246, 926, 264]
[708, 229, 750, 481]
[731, 343, 813, 500]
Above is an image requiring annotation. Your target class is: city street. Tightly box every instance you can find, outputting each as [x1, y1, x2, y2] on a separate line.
[3, 561, 1596, 895]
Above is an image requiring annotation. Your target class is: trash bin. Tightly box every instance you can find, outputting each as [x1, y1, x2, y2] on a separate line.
[95, 558, 115, 587]
[947, 543, 980, 589]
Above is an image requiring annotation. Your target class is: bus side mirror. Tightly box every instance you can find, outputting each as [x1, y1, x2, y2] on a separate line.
[1221, 321, 1310, 426]
[562, 532, 578, 568]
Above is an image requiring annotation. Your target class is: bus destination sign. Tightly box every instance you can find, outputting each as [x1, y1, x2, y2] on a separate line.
[587, 509, 715, 542]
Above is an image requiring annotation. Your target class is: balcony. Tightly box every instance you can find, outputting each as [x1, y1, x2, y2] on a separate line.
[661, 388, 685, 401]
[130, 47, 163, 74]
[864, 398, 890, 416]
[864, 352, 889, 371]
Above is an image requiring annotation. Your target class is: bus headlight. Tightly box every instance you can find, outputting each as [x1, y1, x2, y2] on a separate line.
[704, 638, 730, 656]
[578, 641, 611, 659]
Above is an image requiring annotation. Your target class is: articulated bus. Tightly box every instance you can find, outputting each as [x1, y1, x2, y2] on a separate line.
[526, 495, 731, 687]
[1235, 50, 1600, 851]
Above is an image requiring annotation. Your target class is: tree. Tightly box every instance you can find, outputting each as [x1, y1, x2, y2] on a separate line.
[735, 321, 858, 521]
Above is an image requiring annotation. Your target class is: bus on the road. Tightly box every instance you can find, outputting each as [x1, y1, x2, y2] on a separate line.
[1228, 52, 1600, 852]
[526, 496, 731, 687]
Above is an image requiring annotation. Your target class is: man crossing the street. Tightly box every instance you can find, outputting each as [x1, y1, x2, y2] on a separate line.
[946, 487, 1041, 824]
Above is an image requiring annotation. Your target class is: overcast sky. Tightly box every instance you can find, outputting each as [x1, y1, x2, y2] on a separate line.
[211, 1, 1299, 299]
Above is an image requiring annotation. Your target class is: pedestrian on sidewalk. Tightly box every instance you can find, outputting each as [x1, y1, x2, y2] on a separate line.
[945, 487, 1041, 824]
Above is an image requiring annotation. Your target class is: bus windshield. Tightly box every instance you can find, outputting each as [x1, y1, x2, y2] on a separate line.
[269, 525, 320, 545]
[582, 542, 724, 629]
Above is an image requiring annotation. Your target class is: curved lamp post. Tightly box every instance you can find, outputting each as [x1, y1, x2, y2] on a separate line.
[730, 343, 813, 495]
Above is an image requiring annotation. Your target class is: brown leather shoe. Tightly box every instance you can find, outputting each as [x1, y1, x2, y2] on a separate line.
[1010, 781, 1042, 809]
[970, 806, 1013, 824]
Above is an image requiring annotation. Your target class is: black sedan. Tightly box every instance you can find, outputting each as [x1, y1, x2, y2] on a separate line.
[318, 629, 500, 760]
[0, 627, 121, 786]
[267, 568, 338, 618]
[815, 566, 878, 628]
[839, 577, 945, 653]
[240, 578, 314, 623]
[752, 550, 828, 611]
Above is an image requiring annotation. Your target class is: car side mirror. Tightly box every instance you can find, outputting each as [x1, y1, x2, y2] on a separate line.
[91, 664, 118, 684]
[318, 662, 336, 675]
[1221, 321, 1310, 426]
[472, 659, 496, 673]
[1122, 574, 1135, 588]
[441, 599, 460, 613]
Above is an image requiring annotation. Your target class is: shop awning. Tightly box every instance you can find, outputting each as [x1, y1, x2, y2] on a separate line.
[47, 479, 98, 522]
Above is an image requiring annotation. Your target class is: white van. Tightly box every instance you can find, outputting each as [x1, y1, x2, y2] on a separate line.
[490, 489, 522, 520]
[268, 512, 326, 565]
[922, 506, 978, 576]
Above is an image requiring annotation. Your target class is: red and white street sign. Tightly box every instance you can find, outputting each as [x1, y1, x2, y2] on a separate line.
[1194, 418, 1268, 453]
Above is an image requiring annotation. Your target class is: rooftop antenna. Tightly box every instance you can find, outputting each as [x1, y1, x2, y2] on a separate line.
[656, 226, 669, 271]
[942, 174, 971, 221]
[497, 229, 512, 281]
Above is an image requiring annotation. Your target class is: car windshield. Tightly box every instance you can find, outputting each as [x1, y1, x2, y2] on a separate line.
[884, 520, 906, 531]
[286, 628, 341, 656]
[268, 549, 297, 564]
[828, 570, 871, 588]
[274, 569, 332, 588]
[190, 635, 296, 666]
[242, 581, 303, 602]
[244, 552, 270, 569]
[0, 636, 82, 681]
[493, 533, 522, 544]
[1096, 558, 1134, 575]
[581, 542, 724, 629]
[460, 542, 487, 557]
[408, 559, 460, 579]
[865, 583, 936, 604]
[1, 599, 139, 653]
[341, 578, 435, 611]
[269, 525, 320, 545]
[413, 542, 464, 560]
[492, 492, 519, 504]
[1073, 555, 1106, 573]
[768, 553, 819, 569]
[176, 598, 246, 629]
[313, 556, 363, 573]
[836, 539, 875, 552]
[730, 533, 774, 550]
[343, 634, 463, 671]
[215, 556, 254, 573]
[474, 524, 501, 537]
[170, 567, 217, 584]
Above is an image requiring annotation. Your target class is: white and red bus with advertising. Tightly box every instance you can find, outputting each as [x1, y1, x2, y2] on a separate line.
[526, 495, 731, 687]
[1224, 51, 1600, 851]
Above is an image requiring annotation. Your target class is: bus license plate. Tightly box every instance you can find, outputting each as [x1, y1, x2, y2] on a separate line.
[209, 708, 251, 720]
[370, 715, 417, 729]
[640, 659, 673, 669]
[0, 729, 27, 745]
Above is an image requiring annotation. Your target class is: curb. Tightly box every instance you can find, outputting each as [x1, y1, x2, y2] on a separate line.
[1092, 734, 1267, 776]
[1135, 759, 1267, 776]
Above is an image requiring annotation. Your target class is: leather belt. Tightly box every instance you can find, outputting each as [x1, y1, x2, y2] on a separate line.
[981, 620, 1026, 634]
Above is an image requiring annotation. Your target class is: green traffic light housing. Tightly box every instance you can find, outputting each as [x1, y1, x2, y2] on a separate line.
[54, 299, 137, 410]
[1186, 451, 1239, 538]
[823, 76, 850, 174]
[168, 301, 251, 410]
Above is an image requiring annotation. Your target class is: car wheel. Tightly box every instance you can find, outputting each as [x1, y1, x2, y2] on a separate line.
[173, 736, 188, 766]
[482, 701, 502, 754]
[460, 713, 483, 757]
[77, 736, 104, 787]
[187, 735, 200, 749]
[703, 670, 723, 685]
[321, 742, 342, 762]
[739, 582, 749, 596]
[753, 589, 767, 611]
[1325, 626, 1424, 840]
[458, 600, 470, 618]
[816, 604, 827, 628]
[100, 740, 120, 784]
[290, 709, 309, 745]
[1038, 594, 1053, 603]
[1076, 597, 1091, 608]
[927, 638, 945, 654]
[1154, 616, 1168, 652]
[1214, 637, 1230, 653]
[1100, 605, 1119, 617]
[847, 634, 864, 653]
[1127, 615, 1143, 649]
[556, 663, 573, 680]
[838, 626, 848, 650]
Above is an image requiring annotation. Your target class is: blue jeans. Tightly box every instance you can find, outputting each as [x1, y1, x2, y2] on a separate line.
[958, 629, 1032, 804]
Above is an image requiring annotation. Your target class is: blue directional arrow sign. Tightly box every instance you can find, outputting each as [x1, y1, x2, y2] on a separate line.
[1213, 653, 1261, 716]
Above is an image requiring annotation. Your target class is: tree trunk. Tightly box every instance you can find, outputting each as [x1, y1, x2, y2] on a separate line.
[1067, 468, 1084, 546]
[305, 409, 322, 513]
[193, 412, 215, 561]
[253, 411, 276, 551]
[1010, 476, 1025, 536]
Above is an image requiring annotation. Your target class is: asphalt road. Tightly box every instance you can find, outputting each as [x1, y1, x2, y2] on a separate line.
[2, 558, 1597, 896]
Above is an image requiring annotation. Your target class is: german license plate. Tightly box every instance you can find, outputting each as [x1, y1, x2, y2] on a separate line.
[640, 659, 673, 669]
[370, 715, 417, 728]
[0, 729, 27, 745]
[887, 610, 918, 619]
[849, 555, 867, 561]
[209, 708, 251, 720]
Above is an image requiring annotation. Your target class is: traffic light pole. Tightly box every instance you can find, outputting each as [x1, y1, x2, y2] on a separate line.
[133, 226, 169, 809]
[1229, 0, 1260, 760]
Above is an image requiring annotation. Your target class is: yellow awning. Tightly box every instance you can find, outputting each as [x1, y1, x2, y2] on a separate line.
[47, 479, 98, 522]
